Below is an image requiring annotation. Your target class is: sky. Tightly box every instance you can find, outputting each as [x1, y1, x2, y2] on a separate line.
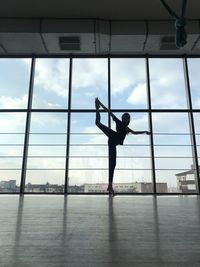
[0, 57, 200, 191]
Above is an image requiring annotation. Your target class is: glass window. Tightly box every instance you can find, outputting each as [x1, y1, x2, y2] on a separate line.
[0, 112, 26, 192]
[0, 58, 31, 109]
[1, 56, 200, 195]
[193, 113, 200, 158]
[25, 112, 68, 192]
[32, 59, 69, 109]
[71, 59, 108, 109]
[149, 59, 187, 109]
[187, 58, 200, 109]
[152, 112, 196, 193]
[69, 112, 108, 191]
[111, 58, 147, 109]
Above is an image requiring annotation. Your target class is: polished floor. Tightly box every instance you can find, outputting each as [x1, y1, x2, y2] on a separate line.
[0, 195, 200, 267]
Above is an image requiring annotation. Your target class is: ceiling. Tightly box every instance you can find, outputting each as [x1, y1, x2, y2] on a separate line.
[0, 0, 199, 20]
[0, 0, 199, 55]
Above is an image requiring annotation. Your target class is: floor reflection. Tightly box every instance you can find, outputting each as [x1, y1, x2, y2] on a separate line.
[13, 196, 24, 266]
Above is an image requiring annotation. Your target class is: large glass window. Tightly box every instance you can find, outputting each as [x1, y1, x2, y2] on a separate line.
[0, 56, 200, 194]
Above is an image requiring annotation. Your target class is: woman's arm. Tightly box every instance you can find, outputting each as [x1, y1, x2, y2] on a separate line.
[98, 99, 115, 119]
[128, 128, 150, 135]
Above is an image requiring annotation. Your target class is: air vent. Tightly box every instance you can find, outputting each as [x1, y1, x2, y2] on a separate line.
[59, 36, 80, 50]
[160, 36, 178, 50]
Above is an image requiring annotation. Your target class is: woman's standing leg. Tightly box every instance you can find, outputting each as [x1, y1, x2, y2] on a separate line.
[108, 144, 116, 194]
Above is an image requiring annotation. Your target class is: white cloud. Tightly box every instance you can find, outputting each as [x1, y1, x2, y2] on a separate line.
[0, 113, 26, 133]
[21, 58, 32, 66]
[34, 59, 69, 97]
[149, 59, 188, 109]
[152, 113, 190, 133]
[193, 98, 200, 109]
[127, 83, 147, 105]
[72, 59, 107, 91]
[32, 94, 63, 109]
[111, 58, 146, 95]
[0, 95, 28, 109]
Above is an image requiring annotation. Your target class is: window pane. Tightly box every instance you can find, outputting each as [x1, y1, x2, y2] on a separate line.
[0, 112, 26, 192]
[69, 112, 108, 190]
[114, 170, 154, 193]
[68, 170, 108, 192]
[187, 58, 200, 109]
[193, 113, 200, 158]
[149, 59, 187, 109]
[0, 59, 31, 109]
[111, 58, 147, 109]
[25, 170, 64, 193]
[152, 112, 196, 193]
[25, 112, 67, 192]
[0, 171, 21, 193]
[32, 59, 69, 109]
[71, 59, 108, 109]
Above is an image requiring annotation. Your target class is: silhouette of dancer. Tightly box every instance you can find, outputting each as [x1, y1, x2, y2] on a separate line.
[95, 98, 150, 195]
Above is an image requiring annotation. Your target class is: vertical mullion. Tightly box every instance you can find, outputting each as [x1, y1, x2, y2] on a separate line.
[65, 57, 73, 194]
[108, 57, 111, 128]
[146, 57, 156, 194]
[20, 58, 35, 194]
[183, 57, 200, 194]
[108, 57, 111, 187]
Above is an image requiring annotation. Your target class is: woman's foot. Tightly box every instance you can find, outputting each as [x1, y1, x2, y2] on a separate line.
[107, 184, 115, 195]
[95, 98, 100, 109]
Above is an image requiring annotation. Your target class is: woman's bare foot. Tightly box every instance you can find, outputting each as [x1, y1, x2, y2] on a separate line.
[95, 98, 100, 109]
[107, 184, 115, 195]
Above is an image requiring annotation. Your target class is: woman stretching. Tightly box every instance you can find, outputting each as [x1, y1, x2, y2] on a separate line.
[95, 98, 150, 195]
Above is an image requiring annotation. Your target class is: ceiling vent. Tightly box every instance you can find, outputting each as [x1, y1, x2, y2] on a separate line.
[59, 36, 80, 50]
[160, 36, 179, 50]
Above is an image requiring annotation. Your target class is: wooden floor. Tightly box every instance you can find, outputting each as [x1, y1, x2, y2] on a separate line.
[0, 195, 200, 267]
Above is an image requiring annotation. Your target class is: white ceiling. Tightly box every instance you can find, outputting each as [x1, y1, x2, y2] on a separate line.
[0, 0, 199, 20]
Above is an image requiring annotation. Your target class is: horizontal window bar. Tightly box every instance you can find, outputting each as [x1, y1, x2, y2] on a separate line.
[29, 133, 67, 135]
[0, 168, 194, 171]
[0, 156, 23, 158]
[1, 109, 200, 113]
[0, 133, 25, 134]
[25, 168, 152, 170]
[0, 156, 195, 159]
[0, 132, 198, 136]
[0, 144, 24, 146]
[0, 144, 195, 147]
[67, 169, 195, 171]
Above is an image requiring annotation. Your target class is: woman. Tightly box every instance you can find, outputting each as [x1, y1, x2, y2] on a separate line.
[95, 98, 150, 195]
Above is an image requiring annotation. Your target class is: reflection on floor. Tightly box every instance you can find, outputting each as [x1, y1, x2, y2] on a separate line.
[0, 195, 200, 267]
